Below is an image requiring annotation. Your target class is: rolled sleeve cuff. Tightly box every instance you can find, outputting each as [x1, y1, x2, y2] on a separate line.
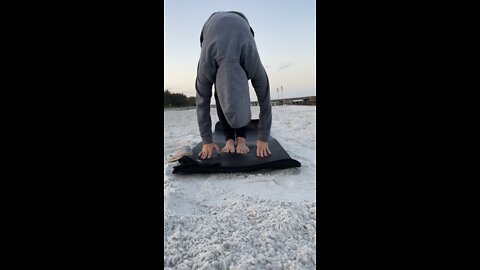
[257, 133, 269, 142]
[201, 136, 213, 144]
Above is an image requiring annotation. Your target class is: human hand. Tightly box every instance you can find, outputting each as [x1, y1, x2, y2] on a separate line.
[198, 143, 220, 159]
[256, 140, 272, 157]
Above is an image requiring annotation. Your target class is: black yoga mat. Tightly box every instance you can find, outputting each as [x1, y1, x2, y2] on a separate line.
[172, 120, 301, 174]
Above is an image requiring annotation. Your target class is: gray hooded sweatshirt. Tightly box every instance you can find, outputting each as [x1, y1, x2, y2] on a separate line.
[195, 11, 272, 144]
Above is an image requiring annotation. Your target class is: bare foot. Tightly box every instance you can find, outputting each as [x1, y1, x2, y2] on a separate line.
[221, 139, 235, 153]
[236, 137, 250, 154]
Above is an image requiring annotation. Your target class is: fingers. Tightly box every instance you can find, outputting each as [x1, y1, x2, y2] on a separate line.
[198, 143, 225, 159]
[256, 145, 271, 157]
[199, 146, 212, 159]
[204, 149, 211, 159]
[199, 150, 207, 159]
[257, 146, 265, 157]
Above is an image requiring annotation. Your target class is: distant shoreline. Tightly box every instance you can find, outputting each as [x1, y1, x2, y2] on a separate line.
[164, 106, 196, 111]
[164, 104, 316, 112]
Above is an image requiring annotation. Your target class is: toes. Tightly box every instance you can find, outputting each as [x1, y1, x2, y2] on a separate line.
[235, 147, 249, 154]
[224, 147, 235, 153]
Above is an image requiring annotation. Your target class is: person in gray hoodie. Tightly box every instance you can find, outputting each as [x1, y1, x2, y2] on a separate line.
[196, 11, 272, 159]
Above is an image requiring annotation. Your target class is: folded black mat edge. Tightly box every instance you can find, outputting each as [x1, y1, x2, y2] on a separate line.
[172, 157, 301, 174]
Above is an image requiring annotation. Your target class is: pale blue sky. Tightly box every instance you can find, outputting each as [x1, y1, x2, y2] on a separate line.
[164, 0, 316, 100]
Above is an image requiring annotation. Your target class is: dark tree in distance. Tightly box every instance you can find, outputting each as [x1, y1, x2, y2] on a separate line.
[164, 90, 196, 108]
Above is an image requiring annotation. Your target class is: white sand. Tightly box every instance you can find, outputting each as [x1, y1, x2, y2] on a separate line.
[164, 106, 316, 269]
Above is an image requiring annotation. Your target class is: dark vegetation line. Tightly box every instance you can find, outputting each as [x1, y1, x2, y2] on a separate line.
[164, 90, 196, 108]
[165, 89, 316, 108]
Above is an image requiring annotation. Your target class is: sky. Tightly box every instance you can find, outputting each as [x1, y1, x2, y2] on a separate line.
[164, 0, 316, 101]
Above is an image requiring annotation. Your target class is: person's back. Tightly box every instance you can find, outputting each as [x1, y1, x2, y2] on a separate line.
[195, 11, 272, 159]
[200, 13, 260, 70]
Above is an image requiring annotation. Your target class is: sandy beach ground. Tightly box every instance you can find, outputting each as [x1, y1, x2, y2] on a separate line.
[164, 105, 316, 269]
